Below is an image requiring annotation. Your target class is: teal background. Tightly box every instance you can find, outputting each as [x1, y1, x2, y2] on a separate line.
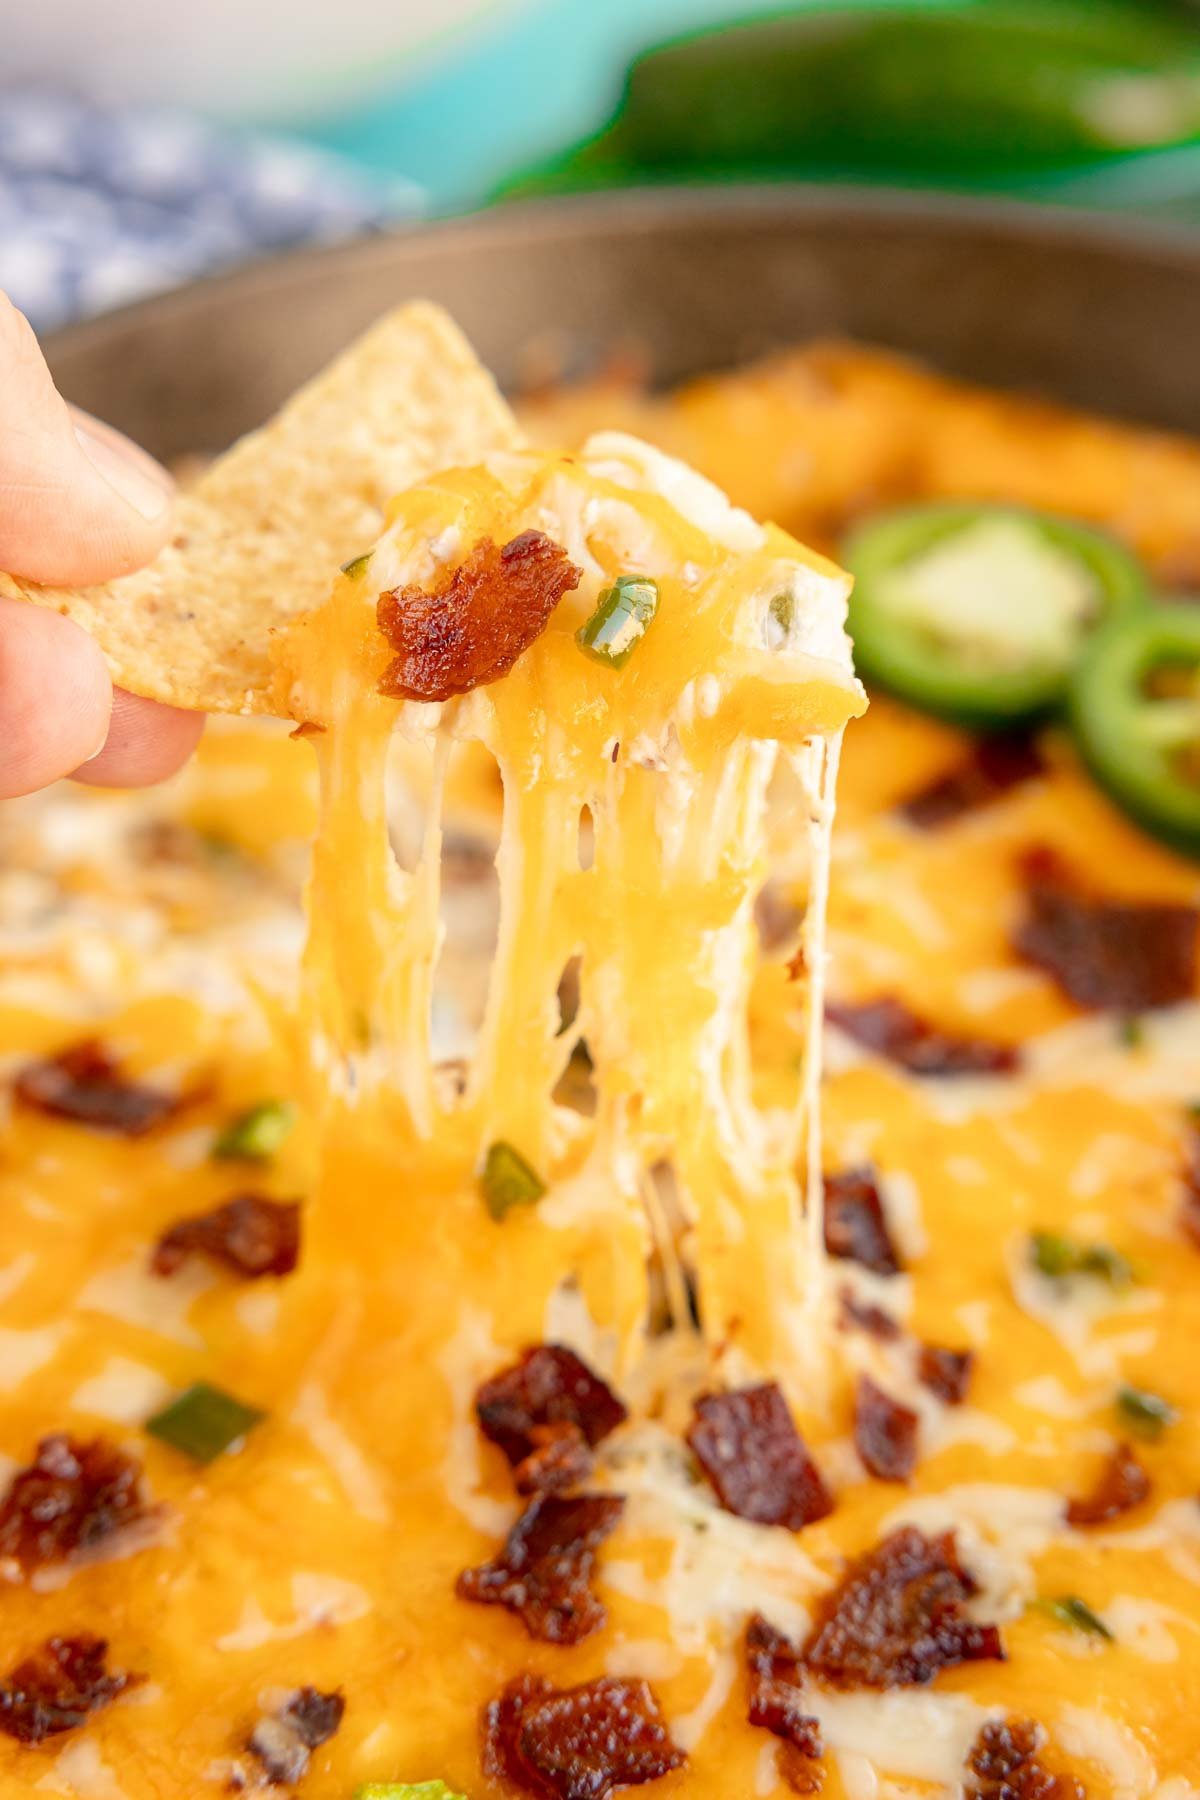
[295, 0, 1200, 220]
[300, 0, 926, 211]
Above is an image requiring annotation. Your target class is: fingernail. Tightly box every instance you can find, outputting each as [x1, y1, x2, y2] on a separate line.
[80, 717, 112, 763]
[75, 422, 171, 521]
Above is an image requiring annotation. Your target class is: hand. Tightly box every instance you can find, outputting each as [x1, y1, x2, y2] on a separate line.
[0, 294, 203, 799]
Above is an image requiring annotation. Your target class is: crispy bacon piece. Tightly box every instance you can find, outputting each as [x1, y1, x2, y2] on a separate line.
[1014, 847, 1198, 1012]
[854, 1377, 919, 1482]
[152, 1193, 301, 1280]
[823, 1167, 902, 1276]
[456, 1492, 623, 1644]
[966, 1718, 1086, 1800]
[899, 734, 1044, 830]
[827, 997, 1018, 1077]
[0, 1435, 150, 1576]
[13, 1039, 179, 1135]
[838, 1287, 902, 1342]
[746, 1615, 823, 1794]
[514, 1423, 593, 1498]
[482, 1673, 685, 1800]
[247, 1685, 345, 1785]
[0, 1634, 136, 1744]
[476, 1345, 627, 1466]
[917, 1344, 974, 1407]
[378, 530, 582, 703]
[1065, 1443, 1151, 1527]
[687, 1384, 833, 1531]
[802, 1526, 1004, 1688]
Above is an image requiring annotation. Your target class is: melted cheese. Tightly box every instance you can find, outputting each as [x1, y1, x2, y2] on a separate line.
[281, 438, 862, 1393]
[0, 353, 1196, 1798]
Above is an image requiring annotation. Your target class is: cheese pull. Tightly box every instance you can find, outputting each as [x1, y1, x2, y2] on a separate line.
[281, 436, 862, 1383]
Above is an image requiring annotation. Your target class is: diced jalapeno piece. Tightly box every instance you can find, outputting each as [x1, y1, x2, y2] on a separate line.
[1036, 1595, 1113, 1641]
[1117, 1383, 1177, 1441]
[481, 1140, 546, 1220]
[212, 1099, 295, 1162]
[843, 503, 1148, 727]
[1068, 605, 1200, 857]
[354, 1787, 467, 1800]
[1029, 1231, 1132, 1286]
[146, 1381, 265, 1463]
[341, 551, 373, 580]
[576, 575, 659, 669]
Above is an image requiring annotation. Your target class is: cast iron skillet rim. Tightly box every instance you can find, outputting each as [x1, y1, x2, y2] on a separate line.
[40, 181, 1200, 364]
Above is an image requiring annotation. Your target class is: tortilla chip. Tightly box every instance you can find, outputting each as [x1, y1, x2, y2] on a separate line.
[0, 303, 522, 716]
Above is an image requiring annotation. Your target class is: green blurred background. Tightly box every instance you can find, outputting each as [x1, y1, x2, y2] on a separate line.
[298, 0, 1200, 220]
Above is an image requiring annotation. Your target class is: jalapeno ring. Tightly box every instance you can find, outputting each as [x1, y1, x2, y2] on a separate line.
[843, 503, 1148, 727]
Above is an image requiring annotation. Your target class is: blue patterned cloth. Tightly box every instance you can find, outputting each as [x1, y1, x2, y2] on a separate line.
[0, 90, 418, 334]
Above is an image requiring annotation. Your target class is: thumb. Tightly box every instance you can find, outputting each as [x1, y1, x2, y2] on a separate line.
[0, 292, 173, 586]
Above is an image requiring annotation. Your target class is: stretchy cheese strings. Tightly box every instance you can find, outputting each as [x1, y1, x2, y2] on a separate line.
[284, 446, 860, 1399]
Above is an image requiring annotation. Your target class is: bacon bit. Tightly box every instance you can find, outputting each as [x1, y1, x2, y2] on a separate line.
[1014, 847, 1198, 1012]
[854, 1376, 919, 1482]
[966, 1717, 1086, 1800]
[746, 1614, 823, 1794]
[482, 1672, 685, 1800]
[838, 1287, 902, 1342]
[456, 1492, 623, 1644]
[802, 1526, 1004, 1688]
[13, 1040, 180, 1135]
[917, 1345, 974, 1407]
[824, 1167, 902, 1276]
[827, 996, 1019, 1077]
[151, 1194, 301, 1280]
[1065, 1442, 1151, 1527]
[899, 734, 1044, 830]
[378, 530, 582, 702]
[514, 1423, 593, 1497]
[247, 1686, 345, 1786]
[777, 1744, 825, 1797]
[0, 1634, 137, 1744]
[476, 1345, 628, 1466]
[687, 1384, 833, 1531]
[0, 1435, 150, 1577]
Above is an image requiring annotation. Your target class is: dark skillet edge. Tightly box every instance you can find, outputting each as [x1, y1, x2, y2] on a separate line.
[39, 183, 1200, 461]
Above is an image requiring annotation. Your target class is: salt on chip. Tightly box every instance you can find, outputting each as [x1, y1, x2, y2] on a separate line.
[0, 303, 522, 717]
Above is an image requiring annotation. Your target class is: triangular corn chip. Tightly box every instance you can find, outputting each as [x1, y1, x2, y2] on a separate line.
[0, 303, 521, 716]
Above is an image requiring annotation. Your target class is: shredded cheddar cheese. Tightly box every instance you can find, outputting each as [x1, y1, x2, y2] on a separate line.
[0, 341, 1196, 1799]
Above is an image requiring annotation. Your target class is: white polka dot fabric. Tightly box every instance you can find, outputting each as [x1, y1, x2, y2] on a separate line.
[0, 90, 418, 331]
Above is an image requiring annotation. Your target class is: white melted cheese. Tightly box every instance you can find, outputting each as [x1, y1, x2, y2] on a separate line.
[70, 1356, 172, 1425]
[1006, 1235, 1161, 1381]
[291, 1381, 390, 1524]
[437, 1312, 515, 1539]
[600, 1422, 821, 1651]
[813, 1687, 993, 1788]
[1056, 1704, 1158, 1800]
[35, 1737, 128, 1799]
[0, 1323, 64, 1390]
[1101, 1596, 1195, 1663]
[0, 1252, 35, 1303]
[77, 1252, 213, 1349]
[580, 432, 765, 554]
[215, 1571, 371, 1652]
